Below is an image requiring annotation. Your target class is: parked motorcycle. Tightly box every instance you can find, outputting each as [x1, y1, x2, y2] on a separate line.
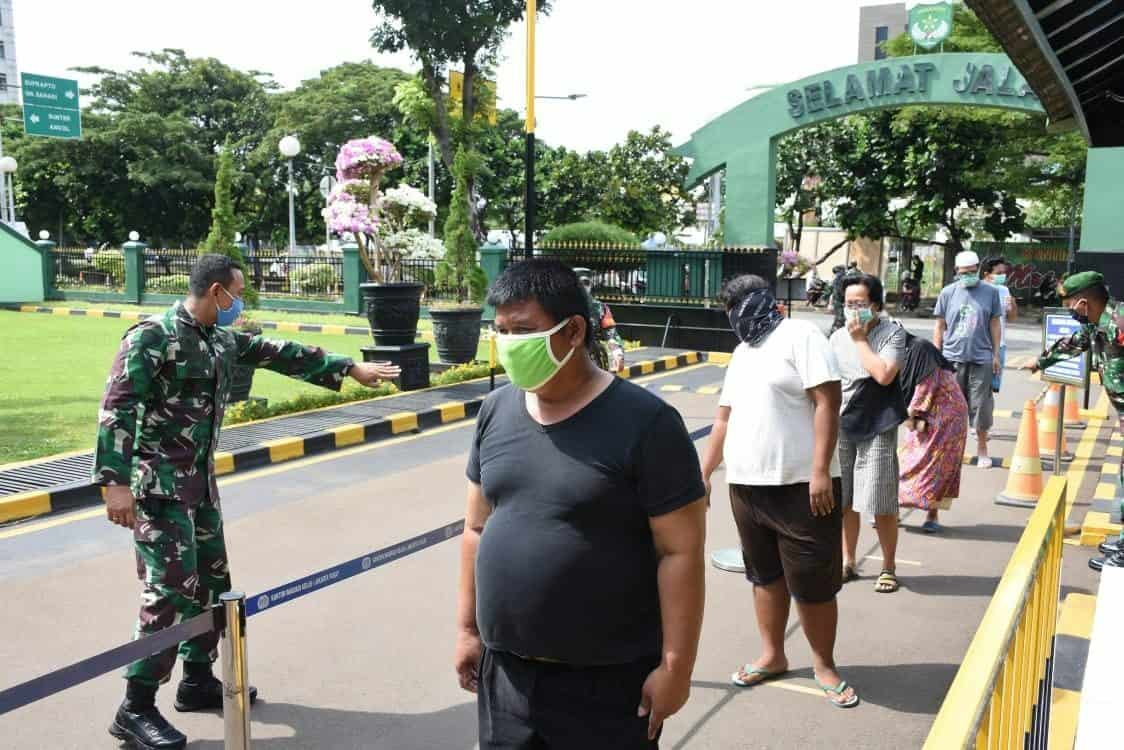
[898, 271, 920, 312]
[1034, 272, 1060, 307]
[805, 277, 830, 308]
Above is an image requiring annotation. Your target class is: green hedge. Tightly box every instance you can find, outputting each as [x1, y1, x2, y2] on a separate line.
[224, 380, 397, 426]
[541, 221, 639, 246]
[149, 274, 191, 294]
[289, 263, 340, 294]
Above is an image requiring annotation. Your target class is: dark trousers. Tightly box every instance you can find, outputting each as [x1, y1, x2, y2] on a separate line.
[478, 648, 660, 749]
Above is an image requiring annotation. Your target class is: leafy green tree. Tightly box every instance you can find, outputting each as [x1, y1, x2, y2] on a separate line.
[370, 1, 551, 233]
[539, 148, 610, 230]
[247, 61, 430, 245]
[475, 108, 555, 244]
[774, 123, 849, 251]
[437, 149, 488, 303]
[597, 126, 690, 237]
[203, 143, 258, 305]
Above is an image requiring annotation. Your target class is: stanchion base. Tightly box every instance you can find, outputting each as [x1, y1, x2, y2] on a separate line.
[362, 343, 430, 391]
[710, 547, 745, 573]
[995, 493, 1039, 508]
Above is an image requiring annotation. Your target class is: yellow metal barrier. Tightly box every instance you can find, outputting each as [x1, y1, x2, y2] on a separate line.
[924, 476, 1067, 749]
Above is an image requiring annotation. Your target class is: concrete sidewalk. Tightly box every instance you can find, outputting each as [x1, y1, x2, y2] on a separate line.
[0, 366, 1107, 748]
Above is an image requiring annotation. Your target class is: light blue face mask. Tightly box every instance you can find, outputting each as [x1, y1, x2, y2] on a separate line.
[960, 273, 980, 288]
[216, 287, 244, 327]
[991, 274, 1008, 286]
[845, 307, 875, 325]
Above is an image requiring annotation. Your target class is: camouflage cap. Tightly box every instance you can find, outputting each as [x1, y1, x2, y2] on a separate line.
[1061, 271, 1105, 297]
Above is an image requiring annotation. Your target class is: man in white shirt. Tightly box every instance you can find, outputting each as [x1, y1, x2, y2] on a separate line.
[700, 274, 859, 709]
[982, 257, 1018, 393]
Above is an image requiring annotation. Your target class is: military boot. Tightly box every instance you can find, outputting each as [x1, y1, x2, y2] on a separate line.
[174, 662, 258, 712]
[108, 681, 187, 750]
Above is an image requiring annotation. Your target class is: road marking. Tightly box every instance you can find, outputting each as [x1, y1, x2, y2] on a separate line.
[660, 385, 684, 392]
[697, 386, 721, 395]
[865, 555, 922, 567]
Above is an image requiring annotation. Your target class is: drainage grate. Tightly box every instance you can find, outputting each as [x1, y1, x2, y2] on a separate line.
[0, 379, 496, 497]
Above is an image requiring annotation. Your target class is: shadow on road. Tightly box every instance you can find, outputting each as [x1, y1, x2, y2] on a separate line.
[900, 574, 1000, 597]
[904, 523, 1022, 544]
[190, 700, 477, 750]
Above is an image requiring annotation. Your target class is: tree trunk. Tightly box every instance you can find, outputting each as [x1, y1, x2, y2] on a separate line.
[421, 61, 455, 173]
[461, 55, 483, 241]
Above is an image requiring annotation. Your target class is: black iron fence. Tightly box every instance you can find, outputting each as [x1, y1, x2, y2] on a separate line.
[398, 257, 460, 303]
[143, 248, 198, 294]
[249, 251, 345, 301]
[509, 245, 649, 303]
[52, 247, 126, 290]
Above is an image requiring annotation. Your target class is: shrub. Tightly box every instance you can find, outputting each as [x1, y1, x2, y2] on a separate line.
[541, 221, 640, 246]
[430, 361, 501, 387]
[223, 380, 397, 426]
[93, 250, 125, 276]
[150, 274, 191, 294]
[289, 263, 339, 294]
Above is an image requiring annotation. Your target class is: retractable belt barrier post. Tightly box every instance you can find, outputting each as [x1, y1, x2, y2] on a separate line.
[0, 429, 718, 726]
[221, 592, 251, 750]
[0, 520, 466, 720]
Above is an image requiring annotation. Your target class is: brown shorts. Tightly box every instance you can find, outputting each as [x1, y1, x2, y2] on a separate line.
[728, 480, 843, 603]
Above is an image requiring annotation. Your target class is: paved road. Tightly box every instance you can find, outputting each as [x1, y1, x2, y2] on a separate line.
[0, 351, 1106, 749]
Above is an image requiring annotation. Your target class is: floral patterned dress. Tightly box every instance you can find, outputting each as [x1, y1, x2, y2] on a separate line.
[899, 368, 968, 510]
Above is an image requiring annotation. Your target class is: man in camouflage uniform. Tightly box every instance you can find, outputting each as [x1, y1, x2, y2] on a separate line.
[97, 254, 397, 750]
[1035, 271, 1124, 572]
[576, 268, 626, 373]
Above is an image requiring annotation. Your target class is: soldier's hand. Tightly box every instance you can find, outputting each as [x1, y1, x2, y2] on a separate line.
[105, 486, 137, 529]
[349, 361, 401, 387]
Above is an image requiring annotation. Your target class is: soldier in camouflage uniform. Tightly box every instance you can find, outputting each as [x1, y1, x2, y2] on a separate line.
[1035, 271, 1124, 572]
[575, 268, 625, 373]
[97, 255, 398, 750]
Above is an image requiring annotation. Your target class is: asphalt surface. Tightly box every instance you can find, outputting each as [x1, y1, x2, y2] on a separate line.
[0, 334, 1108, 749]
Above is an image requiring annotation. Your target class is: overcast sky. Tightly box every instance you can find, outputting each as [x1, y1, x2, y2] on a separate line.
[16, 0, 893, 153]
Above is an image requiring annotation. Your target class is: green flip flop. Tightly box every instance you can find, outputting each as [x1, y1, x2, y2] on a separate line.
[815, 678, 860, 709]
[731, 665, 786, 688]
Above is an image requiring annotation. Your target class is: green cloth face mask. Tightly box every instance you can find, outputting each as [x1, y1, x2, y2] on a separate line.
[495, 318, 576, 391]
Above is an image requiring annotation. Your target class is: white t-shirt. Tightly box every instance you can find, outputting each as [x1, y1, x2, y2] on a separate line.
[719, 318, 842, 485]
[991, 283, 1011, 346]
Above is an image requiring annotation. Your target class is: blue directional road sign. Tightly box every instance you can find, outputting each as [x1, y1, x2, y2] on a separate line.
[1041, 308, 1087, 387]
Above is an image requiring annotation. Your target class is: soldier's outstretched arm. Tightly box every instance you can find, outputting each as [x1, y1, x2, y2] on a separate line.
[234, 333, 398, 390]
[93, 323, 167, 488]
[1035, 330, 1089, 371]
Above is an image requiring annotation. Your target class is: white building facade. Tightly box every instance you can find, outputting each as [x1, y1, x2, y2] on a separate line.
[0, 1, 17, 105]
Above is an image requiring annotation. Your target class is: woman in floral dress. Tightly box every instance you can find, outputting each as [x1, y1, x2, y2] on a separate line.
[897, 331, 969, 533]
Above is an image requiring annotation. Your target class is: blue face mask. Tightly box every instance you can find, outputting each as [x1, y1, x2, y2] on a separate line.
[216, 287, 244, 327]
[960, 273, 980, 288]
[991, 274, 1007, 286]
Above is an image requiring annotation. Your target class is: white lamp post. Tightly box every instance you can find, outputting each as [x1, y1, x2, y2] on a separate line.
[0, 156, 17, 224]
[278, 136, 301, 255]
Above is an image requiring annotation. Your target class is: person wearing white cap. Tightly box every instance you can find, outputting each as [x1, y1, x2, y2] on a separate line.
[932, 250, 1004, 468]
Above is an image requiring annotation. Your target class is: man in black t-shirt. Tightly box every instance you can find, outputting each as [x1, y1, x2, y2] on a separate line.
[456, 259, 707, 749]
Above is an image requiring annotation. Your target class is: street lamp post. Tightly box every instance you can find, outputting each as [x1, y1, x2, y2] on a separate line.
[278, 135, 301, 255]
[0, 156, 17, 224]
[524, 0, 537, 259]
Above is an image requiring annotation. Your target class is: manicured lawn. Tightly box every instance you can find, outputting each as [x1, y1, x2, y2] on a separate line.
[0, 311, 488, 465]
[30, 300, 437, 333]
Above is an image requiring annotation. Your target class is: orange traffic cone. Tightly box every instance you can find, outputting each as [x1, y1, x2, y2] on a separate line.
[997, 400, 1045, 507]
[1064, 387, 1085, 427]
[1037, 385, 1073, 461]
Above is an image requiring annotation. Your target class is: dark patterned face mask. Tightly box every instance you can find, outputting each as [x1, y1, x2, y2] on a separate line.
[728, 288, 784, 346]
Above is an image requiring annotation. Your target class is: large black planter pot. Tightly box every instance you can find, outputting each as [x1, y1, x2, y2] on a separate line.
[360, 282, 424, 346]
[430, 307, 484, 364]
[227, 363, 255, 404]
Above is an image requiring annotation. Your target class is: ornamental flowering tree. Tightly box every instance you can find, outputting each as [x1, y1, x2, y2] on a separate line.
[322, 136, 405, 282]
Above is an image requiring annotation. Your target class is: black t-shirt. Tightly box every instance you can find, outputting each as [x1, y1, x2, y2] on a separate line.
[466, 378, 705, 666]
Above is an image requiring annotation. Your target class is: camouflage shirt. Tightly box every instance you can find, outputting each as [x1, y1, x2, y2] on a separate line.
[93, 302, 354, 504]
[1037, 299, 1124, 410]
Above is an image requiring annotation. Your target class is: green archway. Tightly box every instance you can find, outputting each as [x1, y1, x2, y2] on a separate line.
[674, 53, 1045, 246]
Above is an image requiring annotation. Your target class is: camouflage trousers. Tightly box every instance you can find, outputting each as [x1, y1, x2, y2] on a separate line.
[125, 494, 231, 686]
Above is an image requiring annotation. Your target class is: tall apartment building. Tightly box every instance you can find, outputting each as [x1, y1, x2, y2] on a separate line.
[857, 3, 908, 63]
[0, 1, 17, 105]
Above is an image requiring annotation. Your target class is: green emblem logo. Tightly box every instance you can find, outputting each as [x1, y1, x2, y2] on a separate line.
[909, 2, 954, 50]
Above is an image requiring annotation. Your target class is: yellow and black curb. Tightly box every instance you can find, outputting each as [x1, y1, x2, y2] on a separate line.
[1049, 593, 1097, 748]
[0, 349, 716, 525]
[1079, 431, 1123, 546]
